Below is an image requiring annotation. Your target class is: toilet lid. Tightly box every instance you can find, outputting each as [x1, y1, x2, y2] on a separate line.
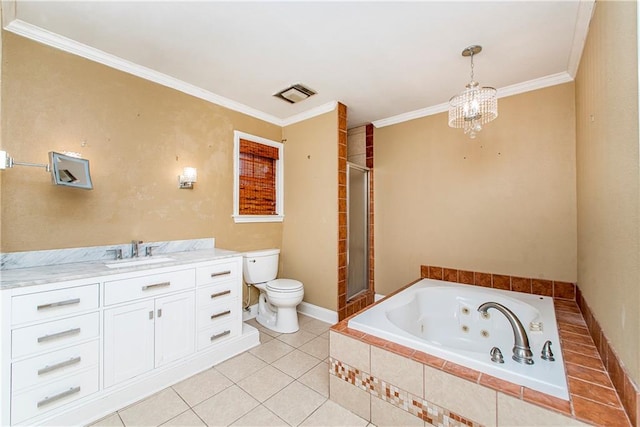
[266, 279, 303, 292]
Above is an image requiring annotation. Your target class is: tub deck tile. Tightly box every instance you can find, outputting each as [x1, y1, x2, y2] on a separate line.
[572, 395, 631, 426]
[442, 362, 481, 383]
[384, 342, 415, 358]
[568, 376, 621, 409]
[361, 333, 390, 348]
[555, 310, 587, 326]
[522, 387, 572, 416]
[561, 329, 600, 347]
[562, 340, 601, 359]
[566, 363, 614, 388]
[563, 350, 607, 371]
[343, 328, 366, 339]
[554, 299, 583, 313]
[479, 374, 523, 398]
[558, 322, 590, 336]
[412, 351, 446, 370]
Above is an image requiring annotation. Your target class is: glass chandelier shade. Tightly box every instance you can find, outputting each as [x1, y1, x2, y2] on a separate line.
[448, 46, 498, 139]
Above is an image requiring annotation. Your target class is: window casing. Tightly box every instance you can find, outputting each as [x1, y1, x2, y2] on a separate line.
[233, 131, 284, 223]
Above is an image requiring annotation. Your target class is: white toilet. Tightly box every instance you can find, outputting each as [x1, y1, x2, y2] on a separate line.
[243, 249, 304, 333]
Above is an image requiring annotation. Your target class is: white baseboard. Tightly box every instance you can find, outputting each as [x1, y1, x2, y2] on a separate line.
[245, 300, 339, 325]
[242, 303, 258, 321]
[374, 293, 386, 302]
[297, 301, 338, 325]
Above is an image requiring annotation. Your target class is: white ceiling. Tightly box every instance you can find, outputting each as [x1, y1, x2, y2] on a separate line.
[3, 1, 594, 128]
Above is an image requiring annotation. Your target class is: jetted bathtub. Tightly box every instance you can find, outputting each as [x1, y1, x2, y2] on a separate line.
[348, 278, 569, 400]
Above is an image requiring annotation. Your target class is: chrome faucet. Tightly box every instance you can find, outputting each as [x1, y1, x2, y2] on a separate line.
[478, 301, 534, 365]
[131, 240, 143, 258]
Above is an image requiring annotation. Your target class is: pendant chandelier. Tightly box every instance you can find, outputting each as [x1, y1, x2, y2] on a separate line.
[448, 45, 498, 139]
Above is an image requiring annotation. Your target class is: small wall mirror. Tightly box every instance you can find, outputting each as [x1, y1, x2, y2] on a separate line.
[49, 152, 93, 190]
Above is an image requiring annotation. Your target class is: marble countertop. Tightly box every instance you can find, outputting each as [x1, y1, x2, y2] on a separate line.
[0, 248, 241, 290]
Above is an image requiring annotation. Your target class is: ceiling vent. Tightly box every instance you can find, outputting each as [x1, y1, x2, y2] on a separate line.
[273, 84, 316, 104]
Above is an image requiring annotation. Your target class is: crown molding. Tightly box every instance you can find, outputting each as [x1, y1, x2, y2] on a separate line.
[5, 6, 588, 132]
[4, 19, 287, 126]
[5, 19, 340, 128]
[567, 0, 596, 78]
[496, 72, 573, 98]
[373, 71, 574, 128]
[372, 102, 449, 129]
[1, 0, 17, 28]
[280, 101, 338, 127]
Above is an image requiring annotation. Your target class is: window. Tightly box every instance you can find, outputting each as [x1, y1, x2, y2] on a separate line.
[233, 131, 284, 223]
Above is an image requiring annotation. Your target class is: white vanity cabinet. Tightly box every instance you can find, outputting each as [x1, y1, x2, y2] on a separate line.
[195, 259, 242, 350]
[7, 282, 101, 425]
[102, 268, 197, 387]
[0, 253, 258, 427]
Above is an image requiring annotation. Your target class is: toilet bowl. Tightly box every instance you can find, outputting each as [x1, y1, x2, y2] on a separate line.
[243, 249, 304, 333]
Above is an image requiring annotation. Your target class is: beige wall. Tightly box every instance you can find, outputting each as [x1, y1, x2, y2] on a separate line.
[374, 83, 577, 295]
[281, 111, 339, 310]
[575, 1, 639, 384]
[0, 32, 283, 254]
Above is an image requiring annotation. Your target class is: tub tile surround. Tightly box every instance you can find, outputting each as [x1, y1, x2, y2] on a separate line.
[0, 238, 215, 270]
[329, 278, 632, 426]
[576, 287, 640, 426]
[420, 265, 576, 300]
[419, 260, 640, 419]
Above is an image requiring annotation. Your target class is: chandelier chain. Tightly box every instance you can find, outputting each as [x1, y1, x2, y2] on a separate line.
[470, 52, 475, 82]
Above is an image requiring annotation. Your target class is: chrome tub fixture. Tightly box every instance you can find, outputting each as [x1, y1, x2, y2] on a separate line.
[478, 301, 534, 365]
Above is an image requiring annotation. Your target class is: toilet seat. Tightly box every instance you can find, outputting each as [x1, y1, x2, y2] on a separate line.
[266, 278, 304, 293]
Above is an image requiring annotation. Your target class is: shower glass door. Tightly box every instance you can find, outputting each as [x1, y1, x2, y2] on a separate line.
[347, 163, 369, 300]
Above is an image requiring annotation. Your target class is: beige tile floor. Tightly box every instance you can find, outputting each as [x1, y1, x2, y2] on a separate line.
[90, 315, 372, 427]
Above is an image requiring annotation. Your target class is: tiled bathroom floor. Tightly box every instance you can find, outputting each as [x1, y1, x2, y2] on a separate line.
[90, 315, 371, 427]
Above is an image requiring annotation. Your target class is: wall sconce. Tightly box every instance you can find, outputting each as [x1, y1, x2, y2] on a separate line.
[179, 167, 197, 189]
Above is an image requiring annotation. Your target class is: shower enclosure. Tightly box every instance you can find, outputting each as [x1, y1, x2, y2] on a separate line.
[347, 162, 370, 300]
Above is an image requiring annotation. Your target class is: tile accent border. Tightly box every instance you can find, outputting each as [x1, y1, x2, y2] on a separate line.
[330, 357, 482, 427]
[420, 264, 576, 300]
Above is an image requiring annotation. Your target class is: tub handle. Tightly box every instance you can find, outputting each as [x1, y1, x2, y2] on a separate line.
[541, 340, 555, 361]
[490, 347, 504, 364]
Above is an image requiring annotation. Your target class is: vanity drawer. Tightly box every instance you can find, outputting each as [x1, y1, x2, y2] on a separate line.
[104, 269, 195, 306]
[197, 300, 239, 331]
[12, 340, 99, 393]
[196, 281, 237, 307]
[196, 260, 239, 287]
[12, 283, 99, 326]
[12, 312, 100, 359]
[11, 366, 99, 425]
[196, 320, 241, 351]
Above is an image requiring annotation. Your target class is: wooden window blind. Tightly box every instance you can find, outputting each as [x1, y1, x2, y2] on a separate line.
[239, 139, 279, 215]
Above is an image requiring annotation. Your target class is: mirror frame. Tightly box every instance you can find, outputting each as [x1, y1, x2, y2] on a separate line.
[49, 151, 94, 190]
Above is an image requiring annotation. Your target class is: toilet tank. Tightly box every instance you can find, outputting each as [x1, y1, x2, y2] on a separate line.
[243, 248, 280, 284]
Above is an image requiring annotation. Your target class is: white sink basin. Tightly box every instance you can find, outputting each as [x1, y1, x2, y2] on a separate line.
[105, 257, 174, 269]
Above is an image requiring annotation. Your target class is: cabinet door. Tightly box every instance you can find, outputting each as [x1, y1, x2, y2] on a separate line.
[154, 292, 195, 367]
[103, 300, 155, 388]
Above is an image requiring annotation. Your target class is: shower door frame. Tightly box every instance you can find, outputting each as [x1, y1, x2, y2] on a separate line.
[346, 162, 370, 301]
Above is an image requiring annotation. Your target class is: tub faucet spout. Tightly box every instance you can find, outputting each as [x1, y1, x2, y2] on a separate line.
[478, 301, 534, 365]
